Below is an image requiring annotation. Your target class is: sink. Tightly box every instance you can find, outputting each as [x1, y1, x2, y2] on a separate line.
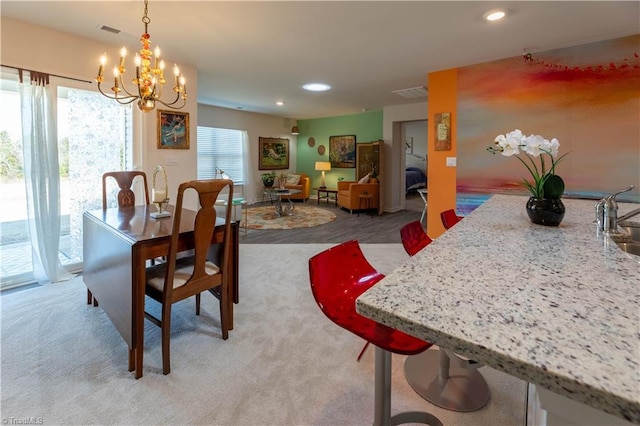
[615, 242, 640, 257]
[608, 226, 640, 257]
[619, 225, 640, 242]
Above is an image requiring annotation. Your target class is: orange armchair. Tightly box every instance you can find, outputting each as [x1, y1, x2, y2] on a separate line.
[337, 178, 379, 213]
[281, 172, 311, 201]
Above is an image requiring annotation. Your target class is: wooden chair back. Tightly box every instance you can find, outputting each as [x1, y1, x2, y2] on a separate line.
[89, 171, 150, 306]
[163, 179, 234, 312]
[102, 171, 150, 208]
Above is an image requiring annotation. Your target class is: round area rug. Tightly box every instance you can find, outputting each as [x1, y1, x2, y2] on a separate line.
[245, 205, 336, 230]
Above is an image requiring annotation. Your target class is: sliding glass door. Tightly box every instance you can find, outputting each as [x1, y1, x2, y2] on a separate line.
[0, 70, 131, 289]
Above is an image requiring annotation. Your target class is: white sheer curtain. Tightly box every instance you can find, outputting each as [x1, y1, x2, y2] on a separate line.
[241, 131, 256, 204]
[19, 71, 73, 283]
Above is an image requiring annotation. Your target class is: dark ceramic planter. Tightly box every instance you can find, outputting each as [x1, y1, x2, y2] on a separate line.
[526, 197, 565, 227]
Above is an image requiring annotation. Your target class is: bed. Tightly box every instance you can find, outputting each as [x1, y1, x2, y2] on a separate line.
[405, 154, 427, 193]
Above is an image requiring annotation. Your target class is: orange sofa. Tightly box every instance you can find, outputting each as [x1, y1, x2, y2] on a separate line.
[337, 178, 379, 213]
[280, 172, 310, 201]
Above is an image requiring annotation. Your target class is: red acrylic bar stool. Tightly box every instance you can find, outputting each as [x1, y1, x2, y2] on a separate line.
[400, 220, 433, 256]
[400, 221, 489, 412]
[440, 209, 463, 229]
[309, 240, 442, 426]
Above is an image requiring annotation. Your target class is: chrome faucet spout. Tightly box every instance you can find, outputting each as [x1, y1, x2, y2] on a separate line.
[599, 185, 635, 234]
[618, 207, 640, 224]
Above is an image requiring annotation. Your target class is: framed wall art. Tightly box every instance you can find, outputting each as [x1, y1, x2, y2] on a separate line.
[434, 112, 451, 151]
[329, 134, 356, 168]
[157, 110, 189, 149]
[258, 137, 289, 170]
[405, 137, 414, 154]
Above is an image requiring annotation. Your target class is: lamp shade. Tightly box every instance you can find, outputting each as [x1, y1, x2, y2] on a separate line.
[315, 161, 331, 171]
[291, 126, 300, 135]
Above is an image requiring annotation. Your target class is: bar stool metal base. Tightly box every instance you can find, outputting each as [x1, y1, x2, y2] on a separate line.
[404, 349, 490, 412]
[375, 346, 443, 426]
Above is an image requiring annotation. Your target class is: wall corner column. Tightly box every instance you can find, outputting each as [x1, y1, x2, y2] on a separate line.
[427, 69, 457, 238]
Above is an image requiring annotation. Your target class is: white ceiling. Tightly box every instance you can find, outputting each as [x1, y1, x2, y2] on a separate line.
[2, 1, 638, 119]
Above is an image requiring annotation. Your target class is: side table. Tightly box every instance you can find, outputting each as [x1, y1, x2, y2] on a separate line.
[216, 198, 248, 237]
[358, 192, 374, 217]
[315, 187, 338, 206]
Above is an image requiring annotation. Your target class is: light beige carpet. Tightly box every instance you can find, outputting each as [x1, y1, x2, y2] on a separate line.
[1, 244, 527, 425]
[245, 205, 336, 230]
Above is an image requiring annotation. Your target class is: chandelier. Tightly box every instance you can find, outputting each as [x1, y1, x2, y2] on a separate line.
[95, 0, 187, 112]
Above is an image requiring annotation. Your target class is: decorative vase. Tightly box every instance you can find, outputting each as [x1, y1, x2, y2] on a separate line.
[526, 197, 565, 227]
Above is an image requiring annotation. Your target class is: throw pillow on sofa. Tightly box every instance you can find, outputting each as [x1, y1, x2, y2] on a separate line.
[286, 174, 301, 185]
[358, 173, 370, 184]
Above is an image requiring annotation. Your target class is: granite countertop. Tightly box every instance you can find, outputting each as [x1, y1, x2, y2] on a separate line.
[356, 194, 640, 423]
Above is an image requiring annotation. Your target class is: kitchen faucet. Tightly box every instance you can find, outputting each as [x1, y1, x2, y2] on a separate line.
[617, 206, 640, 223]
[595, 185, 636, 234]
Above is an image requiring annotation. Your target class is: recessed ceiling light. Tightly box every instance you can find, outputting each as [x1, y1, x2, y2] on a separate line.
[484, 10, 506, 21]
[303, 83, 331, 92]
[276, 100, 285, 106]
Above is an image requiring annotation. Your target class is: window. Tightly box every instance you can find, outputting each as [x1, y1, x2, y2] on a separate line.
[197, 127, 244, 183]
[0, 68, 132, 288]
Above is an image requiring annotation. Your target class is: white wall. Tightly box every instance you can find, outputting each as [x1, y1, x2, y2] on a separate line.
[197, 104, 297, 203]
[404, 120, 427, 158]
[382, 102, 427, 212]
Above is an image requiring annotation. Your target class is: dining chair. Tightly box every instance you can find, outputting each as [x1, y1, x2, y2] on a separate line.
[309, 240, 442, 426]
[400, 220, 433, 256]
[144, 179, 234, 375]
[87, 171, 151, 306]
[102, 171, 150, 210]
[400, 221, 489, 412]
[440, 209, 463, 229]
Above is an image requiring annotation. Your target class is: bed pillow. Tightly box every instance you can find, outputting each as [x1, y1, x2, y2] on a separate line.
[286, 174, 301, 185]
[358, 173, 370, 184]
[406, 154, 426, 170]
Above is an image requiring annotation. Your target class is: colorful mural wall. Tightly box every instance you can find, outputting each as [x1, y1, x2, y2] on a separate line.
[457, 35, 640, 202]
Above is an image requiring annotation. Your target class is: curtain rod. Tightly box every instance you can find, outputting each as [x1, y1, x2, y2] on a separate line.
[1, 64, 92, 84]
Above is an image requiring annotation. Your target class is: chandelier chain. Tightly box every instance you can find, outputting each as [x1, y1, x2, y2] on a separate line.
[142, 0, 150, 29]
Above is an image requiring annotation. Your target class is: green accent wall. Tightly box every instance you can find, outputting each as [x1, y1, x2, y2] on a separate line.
[296, 110, 383, 190]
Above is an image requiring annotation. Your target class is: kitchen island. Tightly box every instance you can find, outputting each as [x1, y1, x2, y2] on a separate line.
[356, 194, 639, 424]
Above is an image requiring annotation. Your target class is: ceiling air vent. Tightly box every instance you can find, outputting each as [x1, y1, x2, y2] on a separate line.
[392, 86, 428, 99]
[99, 25, 121, 35]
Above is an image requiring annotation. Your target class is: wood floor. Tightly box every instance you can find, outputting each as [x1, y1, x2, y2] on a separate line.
[241, 192, 425, 244]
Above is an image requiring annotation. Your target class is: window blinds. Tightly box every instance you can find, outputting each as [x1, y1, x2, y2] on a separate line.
[196, 126, 244, 183]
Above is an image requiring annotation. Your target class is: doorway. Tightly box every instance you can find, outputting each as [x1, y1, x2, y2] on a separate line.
[401, 120, 427, 214]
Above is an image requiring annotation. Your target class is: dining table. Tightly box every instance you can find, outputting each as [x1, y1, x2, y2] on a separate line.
[83, 204, 239, 379]
[356, 194, 640, 424]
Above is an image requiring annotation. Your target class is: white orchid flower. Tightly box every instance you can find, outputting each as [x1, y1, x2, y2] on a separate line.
[487, 128, 568, 199]
[548, 138, 560, 157]
[499, 129, 523, 156]
[522, 134, 546, 157]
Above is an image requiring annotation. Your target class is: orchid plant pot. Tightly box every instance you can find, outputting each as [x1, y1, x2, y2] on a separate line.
[488, 129, 569, 227]
[526, 197, 565, 226]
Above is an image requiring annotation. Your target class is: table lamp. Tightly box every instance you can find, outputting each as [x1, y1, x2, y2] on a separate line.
[315, 161, 331, 188]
